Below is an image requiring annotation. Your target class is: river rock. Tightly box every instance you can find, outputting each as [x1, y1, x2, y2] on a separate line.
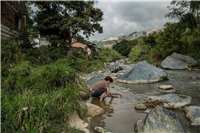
[66, 111, 89, 129]
[171, 52, 197, 64]
[184, 106, 200, 126]
[148, 94, 192, 109]
[80, 128, 90, 133]
[86, 103, 104, 117]
[158, 85, 173, 90]
[117, 61, 168, 84]
[79, 91, 89, 99]
[160, 89, 176, 94]
[94, 127, 113, 133]
[108, 63, 123, 73]
[134, 105, 189, 133]
[135, 104, 147, 110]
[160, 52, 197, 70]
[82, 71, 104, 88]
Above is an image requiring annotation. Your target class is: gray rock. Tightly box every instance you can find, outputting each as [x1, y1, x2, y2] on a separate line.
[118, 64, 133, 73]
[66, 111, 89, 129]
[160, 89, 177, 94]
[86, 103, 104, 117]
[94, 127, 113, 133]
[158, 85, 173, 90]
[184, 106, 200, 126]
[135, 106, 189, 133]
[135, 104, 147, 110]
[117, 61, 168, 84]
[148, 94, 192, 109]
[80, 128, 90, 133]
[171, 52, 197, 64]
[108, 63, 123, 73]
[82, 72, 104, 88]
[160, 52, 197, 70]
[160, 56, 188, 70]
[79, 91, 89, 99]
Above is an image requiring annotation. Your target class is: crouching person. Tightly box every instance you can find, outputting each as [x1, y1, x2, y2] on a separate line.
[91, 76, 118, 101]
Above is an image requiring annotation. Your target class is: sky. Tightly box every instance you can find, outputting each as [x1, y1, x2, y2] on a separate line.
[31, 0, 177, 42]
[89, 0, 176, 41]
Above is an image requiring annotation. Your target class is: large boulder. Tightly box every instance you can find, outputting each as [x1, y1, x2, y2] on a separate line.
[184, 106, 200, 126]
[108, 63, 123, 73]
[160, 52, 197, 70]
[117, 61, 168, 84]
[135, 106, 189, 133]
[148, 94, 192, 109]
[81, 71, 104, 89]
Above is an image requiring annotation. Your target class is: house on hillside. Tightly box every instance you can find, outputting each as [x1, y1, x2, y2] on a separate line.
[1, 1, 26, 41]
[68, 38, 100, 58]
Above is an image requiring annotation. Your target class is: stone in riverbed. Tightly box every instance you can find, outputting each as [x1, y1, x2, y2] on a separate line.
[81, 71, 104, 88]
[184, 106, 200, 126]
[94, 126, 113, 133]
[117, 61, 168, 84]
[134, 106, 189, 133]
[160, 52, 197, 70]
[135, 104, 147, 110]
[86, 103, 104, 117]
[160, 89, 176, 94]
[158, 85, 173, 90]
[66, 111, 88, 129]
[148, 94, 192, 109]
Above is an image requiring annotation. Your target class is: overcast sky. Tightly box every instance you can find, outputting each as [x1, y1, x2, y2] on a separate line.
[31, 0, 176, 42]
[89, 0, 176, 41]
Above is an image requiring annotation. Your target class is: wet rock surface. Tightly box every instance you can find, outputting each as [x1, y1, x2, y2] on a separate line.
[135, 106, 189, 133]
[184, 106, 200, 126]
[118, 61, 168, 84]
[158, 85, 173, 90]
[160, 52, 197, 70]
[135, 104, 147, 110]
[148, 94, 192, 109]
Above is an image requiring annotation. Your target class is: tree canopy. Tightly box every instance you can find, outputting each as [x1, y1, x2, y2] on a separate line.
[32, 1, 103, 47]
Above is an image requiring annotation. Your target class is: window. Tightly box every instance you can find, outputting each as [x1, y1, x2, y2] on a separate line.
[15, 15, 21, 29]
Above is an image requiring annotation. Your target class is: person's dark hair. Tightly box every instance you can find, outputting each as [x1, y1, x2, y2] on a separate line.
[105, 76, 113, 83]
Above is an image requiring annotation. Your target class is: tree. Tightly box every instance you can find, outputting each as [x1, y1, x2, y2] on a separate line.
[165, 0, 200, 35]
[113, 39, 138, 57]
[32, 1, 103, 47]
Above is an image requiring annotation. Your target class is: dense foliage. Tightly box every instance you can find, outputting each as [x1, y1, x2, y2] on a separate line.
[113, 39, 138, 57]
[32, 1, 103, 47]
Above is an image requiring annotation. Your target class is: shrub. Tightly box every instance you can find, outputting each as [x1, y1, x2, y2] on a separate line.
[1, 41, 25, 66]
[100, 47, 123, 62]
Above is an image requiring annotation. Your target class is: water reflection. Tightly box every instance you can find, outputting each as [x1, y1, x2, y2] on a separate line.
[91, 97, 114, 116]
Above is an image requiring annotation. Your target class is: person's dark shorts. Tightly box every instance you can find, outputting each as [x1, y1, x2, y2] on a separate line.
[92, 90, 107, 97]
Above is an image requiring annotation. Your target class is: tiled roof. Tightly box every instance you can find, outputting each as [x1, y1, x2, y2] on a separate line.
[71, 42, 87, 49]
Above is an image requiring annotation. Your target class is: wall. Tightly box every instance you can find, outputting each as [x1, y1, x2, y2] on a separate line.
[1, 1, 26, 41]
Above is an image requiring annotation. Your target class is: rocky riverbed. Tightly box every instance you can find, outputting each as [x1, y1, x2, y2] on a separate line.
[77, 55, 200, 133]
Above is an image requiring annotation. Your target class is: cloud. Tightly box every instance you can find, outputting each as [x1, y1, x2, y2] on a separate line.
[89, 1, 174, 41]
[30, 1, 174, 42]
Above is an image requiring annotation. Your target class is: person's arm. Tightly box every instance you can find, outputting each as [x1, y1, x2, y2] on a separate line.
[106, 87, 118, 98]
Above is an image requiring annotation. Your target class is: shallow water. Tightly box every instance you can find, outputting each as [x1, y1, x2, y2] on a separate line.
[86, 70, 200, 133]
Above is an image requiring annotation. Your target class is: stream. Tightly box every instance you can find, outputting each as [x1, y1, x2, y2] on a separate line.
[86, 70, 200, 133]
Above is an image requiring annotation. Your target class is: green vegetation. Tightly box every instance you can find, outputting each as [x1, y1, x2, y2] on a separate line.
[1, 36, 122, 133]
[32, 1, 103, 47]
[113, 39, 138, 57]
[111, 1, 200, 67]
